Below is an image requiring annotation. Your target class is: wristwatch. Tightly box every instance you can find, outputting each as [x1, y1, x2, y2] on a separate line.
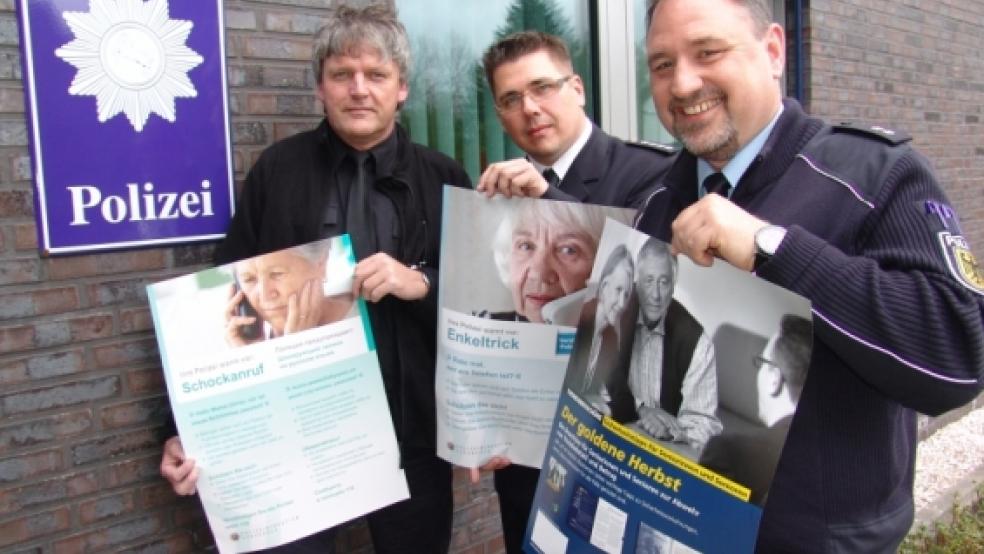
[754, 225, 787, 272]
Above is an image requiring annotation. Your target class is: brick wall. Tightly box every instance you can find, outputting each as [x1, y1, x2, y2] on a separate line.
[0, 0, 502, 552]
[805, 0, 984, 251]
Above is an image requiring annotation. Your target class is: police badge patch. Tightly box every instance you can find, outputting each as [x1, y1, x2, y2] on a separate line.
[938, 232, 984, 295]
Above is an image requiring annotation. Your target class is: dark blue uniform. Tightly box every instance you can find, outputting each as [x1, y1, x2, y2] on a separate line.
[540, 124, 677, 209]
[637, 99, 984, 553]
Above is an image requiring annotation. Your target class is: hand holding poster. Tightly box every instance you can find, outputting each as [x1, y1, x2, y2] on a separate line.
[525, 220, 812, 553]
[147, 236, 408, 553]
[436, 187, 635, 468]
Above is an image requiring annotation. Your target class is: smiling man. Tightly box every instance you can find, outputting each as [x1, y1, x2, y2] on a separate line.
[477, 31, 675, 209]
[158, 4, 471, 553]
[636, 0, 984, 551]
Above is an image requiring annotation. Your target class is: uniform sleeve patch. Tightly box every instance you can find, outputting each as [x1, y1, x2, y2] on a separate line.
[923, 200, 962, 233]
[938, 232, 984, 295]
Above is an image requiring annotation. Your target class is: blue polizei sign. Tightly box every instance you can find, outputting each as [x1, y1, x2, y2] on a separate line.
[16, 0, 234, 255]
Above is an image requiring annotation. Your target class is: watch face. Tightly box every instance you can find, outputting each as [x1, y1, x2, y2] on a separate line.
[757, 225, 787, 256]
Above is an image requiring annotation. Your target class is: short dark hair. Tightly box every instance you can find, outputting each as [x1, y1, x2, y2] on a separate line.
[775, 314, 812, 393]
[481, 31, 573, 93]
[312, 3, 411, 84]
[646, 0, 774, 37]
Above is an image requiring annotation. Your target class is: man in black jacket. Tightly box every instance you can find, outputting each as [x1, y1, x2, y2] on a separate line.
[158, 5, 470, 553]
[638, 0, 984, 551]
[472, 31, 677, 553]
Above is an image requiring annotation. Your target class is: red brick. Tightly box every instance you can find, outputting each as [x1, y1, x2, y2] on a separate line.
[46, 250, 166, 280]
[0, 410, 93, 453]
[0, 189, 31, 217]
[0, 470, 99, 516]
[102, 453, 161, 488]
[120, 307, 153, 334]
[71, 427, 159, 466]
[0, 448, 62, 483]
[13, 223, 36, 250]
[246, 93, 277, 115]
[241, 36, 311, 60]
[0, 507, 71, 548]
[78, 491, 136, 525]
[52, 514, 164, 553]
[68, 313, 115, 341]
[0, 324, 34, 353]
[0, 258, 41, 285]
[92, 338, 159, 369]
[33, 287, 80, 315]
[125, 367, 166, 395]
[1, 376, 120, 416]
[124, 532, 196, 554]
[0, 87, 24, 113]
[100, 396, 168, 429]
[137, 481, 176, 510]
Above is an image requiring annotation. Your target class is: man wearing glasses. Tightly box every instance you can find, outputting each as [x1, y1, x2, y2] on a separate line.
[473, 31, 676, 554]
[476, 31, 674, 209]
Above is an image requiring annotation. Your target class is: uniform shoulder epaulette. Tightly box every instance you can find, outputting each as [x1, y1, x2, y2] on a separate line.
[832, 121, 912, 145]
[626, 140, 679, 155]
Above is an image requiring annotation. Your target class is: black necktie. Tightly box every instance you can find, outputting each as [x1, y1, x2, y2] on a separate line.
[703, 172, 731, 197]
[347, 151, 375, 260]
[543, 168, 560, 188]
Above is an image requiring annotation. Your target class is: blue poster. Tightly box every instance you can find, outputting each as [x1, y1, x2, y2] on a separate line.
[17, 0, 234, 254]
[524, 221, 813, 553]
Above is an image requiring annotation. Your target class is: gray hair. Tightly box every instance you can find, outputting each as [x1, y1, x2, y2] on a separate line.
[492, 199, 609, 287]
[636, 237, 677, 284]
[312, 3, 411, 84]
[646, 0, 774, 36]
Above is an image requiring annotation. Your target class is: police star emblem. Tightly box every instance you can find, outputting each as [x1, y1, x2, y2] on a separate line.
[938, 232, 984, 294]
[54, 0, 204, 132]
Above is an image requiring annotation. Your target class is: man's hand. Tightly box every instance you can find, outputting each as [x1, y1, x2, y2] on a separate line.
[352, 253, 429, 302]
[468, 455, 512, 484]
[476, 159, 550, 199]
[283, 278, 325, 334]
[633, 406, 685, 442]
[670, 194, 768, 270]
[160, 436, 199, 495]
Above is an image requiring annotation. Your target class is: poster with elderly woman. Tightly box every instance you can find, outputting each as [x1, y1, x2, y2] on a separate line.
[146, 235, 409, 553]
[436, 186, 634, 469]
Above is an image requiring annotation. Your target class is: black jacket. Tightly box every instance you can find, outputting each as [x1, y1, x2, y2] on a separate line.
[638, 99, 984, 553]
[215, 120, 472, 451]
[542, 125, 676, 209]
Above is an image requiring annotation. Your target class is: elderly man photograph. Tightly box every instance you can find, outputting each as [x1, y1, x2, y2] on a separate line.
[637, 0, 984, 551]
[612, 238, 721, 455]
[158, 4, 471, 553]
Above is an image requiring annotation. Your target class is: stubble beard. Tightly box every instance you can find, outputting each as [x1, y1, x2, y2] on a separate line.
[674, 116, 740, 165]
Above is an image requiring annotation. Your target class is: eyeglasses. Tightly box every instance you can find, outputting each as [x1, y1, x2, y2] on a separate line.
[495, 75, 574, 113]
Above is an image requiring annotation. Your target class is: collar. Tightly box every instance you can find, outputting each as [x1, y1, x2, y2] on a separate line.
[530, 115, 592, 180]
[697, 104, 784, 197]
[318, 119, 402, 177]
[636, 311, 666, 336]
